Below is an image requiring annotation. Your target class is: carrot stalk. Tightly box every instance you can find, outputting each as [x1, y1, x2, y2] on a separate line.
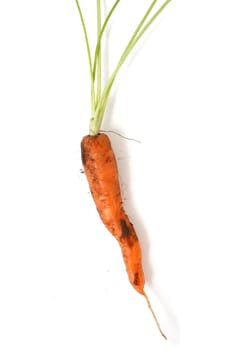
[96, 0, 102, 105]
[75, 0, 95, 115]
[93, 0, 121, 81]
[75, 0, 172, 135]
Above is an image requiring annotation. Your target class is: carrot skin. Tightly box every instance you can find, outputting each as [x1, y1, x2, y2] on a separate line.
[81, 133, 145, 294]
[81, 133, 167, 339]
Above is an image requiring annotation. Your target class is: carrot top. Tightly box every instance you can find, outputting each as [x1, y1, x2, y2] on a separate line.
[75, 0, 172, 136]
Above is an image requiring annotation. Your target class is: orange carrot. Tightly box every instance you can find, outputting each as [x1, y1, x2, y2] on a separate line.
[81, 133, 166, 339]
[76, 1, 172, 338]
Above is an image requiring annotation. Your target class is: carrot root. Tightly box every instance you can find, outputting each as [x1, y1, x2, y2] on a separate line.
[81, 133, 166, 339]
[143, 292, 167, 340]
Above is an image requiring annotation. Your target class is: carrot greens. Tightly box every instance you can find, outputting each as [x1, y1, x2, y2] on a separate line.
[75, 0, 172, 136]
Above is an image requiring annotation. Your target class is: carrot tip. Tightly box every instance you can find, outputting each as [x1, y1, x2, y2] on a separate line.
[143, 291, 167, 340]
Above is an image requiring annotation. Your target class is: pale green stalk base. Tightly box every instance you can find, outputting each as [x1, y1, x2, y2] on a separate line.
[75, 0, 172, 136]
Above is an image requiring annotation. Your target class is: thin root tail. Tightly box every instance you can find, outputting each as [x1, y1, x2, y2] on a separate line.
[143, 292, 167, 340]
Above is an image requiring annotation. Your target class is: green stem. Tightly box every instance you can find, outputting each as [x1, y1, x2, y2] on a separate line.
[130, 0, 172, 52]
[75, 0, 96, 116]
[96, 0, 102, 106]
[93, 0, 121, 81]
[90, 0, 172, 135]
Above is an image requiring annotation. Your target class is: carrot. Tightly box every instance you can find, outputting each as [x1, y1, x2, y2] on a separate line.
[76, 0, 172, 340]
[81, 133, 167, 339]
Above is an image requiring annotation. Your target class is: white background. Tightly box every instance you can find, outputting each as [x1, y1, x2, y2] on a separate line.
[0, 1, 233, 349]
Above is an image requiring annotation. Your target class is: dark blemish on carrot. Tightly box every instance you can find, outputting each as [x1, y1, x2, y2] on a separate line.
[105, 156, 112, 164]
[81, 144, 87, 166]
[120, 219, 131, 238]
[134, 272, 139, 286]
